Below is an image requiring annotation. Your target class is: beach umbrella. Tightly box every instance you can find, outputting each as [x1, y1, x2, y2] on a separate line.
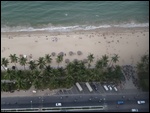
[77, 51, 82, 55]
[58, 52, 64, 56]
[51, 52, 56, 56]
[65, 59, 70, 63]
[69, 51, 74, 56]
[83, 59, 88, 63]
[73, 59, 78, 62]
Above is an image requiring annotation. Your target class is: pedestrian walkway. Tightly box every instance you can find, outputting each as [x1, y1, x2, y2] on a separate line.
[1, 86, 58, 97]
[123, 77, 137, 89]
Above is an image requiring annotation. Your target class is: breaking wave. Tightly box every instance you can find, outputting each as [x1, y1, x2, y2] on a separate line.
[1, 23, 149, 32]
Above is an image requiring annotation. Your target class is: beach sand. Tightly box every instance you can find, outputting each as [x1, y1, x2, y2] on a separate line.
[1, 27, 149, 97]
[1, 27, 149, 68]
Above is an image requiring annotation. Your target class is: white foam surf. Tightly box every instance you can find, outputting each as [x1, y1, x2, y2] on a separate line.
[1, 23, 149, 32]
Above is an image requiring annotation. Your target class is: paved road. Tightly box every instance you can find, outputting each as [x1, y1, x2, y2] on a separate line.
[1, 92, 149, 112]
[1, 95, 104, 109]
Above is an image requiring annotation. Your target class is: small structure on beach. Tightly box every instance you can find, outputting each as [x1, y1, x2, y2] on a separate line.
[65, 59, 70, 63]
[58, 52, 64, 56]
[73, 59, 78, 62]
[77, 51, 82, 55]
[51, 52, 56, 56]
[69, 51, 74, 56]
[83, 59, 88, 63]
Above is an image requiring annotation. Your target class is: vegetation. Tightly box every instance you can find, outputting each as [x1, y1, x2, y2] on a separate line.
[136, 54, 149, 91]
[9, 54, 18, 69]
[56, 55, 63, 68]
[2, 53, 147, 92]
[1, 58, 9, 70]
[87, 53, 94, 68]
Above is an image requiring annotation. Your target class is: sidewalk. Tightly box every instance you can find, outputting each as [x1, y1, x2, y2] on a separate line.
[1, 86, 58, 98]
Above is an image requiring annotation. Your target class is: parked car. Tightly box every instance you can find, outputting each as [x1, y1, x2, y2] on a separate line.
[103, 85, 109, 91]
[113, 86, 118, 91]
[56, 103, 62, 106]
[108, 85, 112, 90]
[91, 83, 98, 91]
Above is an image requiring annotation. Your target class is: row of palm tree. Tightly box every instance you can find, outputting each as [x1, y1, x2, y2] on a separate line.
[2, 53, 64, 70]
[136, 54, 149, 91]
[1, 53, 121, 91]
[4, 53, 117, 71]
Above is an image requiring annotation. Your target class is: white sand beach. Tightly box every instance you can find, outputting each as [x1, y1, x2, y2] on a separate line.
[1, 27, 149, 67]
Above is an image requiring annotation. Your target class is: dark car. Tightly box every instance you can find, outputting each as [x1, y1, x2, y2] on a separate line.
[91, 83, 98, 91]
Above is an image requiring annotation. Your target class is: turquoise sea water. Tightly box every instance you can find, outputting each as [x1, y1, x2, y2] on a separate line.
[1, 1, 149, 32]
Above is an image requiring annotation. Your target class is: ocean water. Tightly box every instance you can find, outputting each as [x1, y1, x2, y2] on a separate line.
[1, 1, 149, 32]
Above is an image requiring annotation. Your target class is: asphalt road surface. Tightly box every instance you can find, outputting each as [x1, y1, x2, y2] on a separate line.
[1, 92, 149, 112]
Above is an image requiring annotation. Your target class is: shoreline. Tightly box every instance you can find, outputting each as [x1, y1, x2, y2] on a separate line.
[1, 27, 149, 68]
[1, 26, 149, 35]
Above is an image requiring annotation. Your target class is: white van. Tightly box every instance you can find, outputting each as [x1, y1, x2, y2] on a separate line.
[113, 87, 118, 91]
[137, 100, 145, 104]
[108, 85, 112, 90]
[103, 85, 109, 91]
[76, 82, 83, 92]
[85, 82, 93, 92]
[131, 109, 138, 112]
[56, 103, 62, 106]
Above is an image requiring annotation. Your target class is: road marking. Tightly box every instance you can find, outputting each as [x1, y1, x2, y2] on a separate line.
[1, 106, 104, 112]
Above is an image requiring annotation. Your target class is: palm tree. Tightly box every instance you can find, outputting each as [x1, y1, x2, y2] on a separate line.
[29, 60, 37, 71]
[32, 69, 40, 80]
[56, 55, 63, 68]
[19, 57, 27, 70]
[113, 65, 123, 82]
[45, 54, 52, 66]
[16, 77, 24, 90]
[102, 54, 109, 67]
[1, 83, 9, 92]
[4, 69, 14, 80]
[1, 58, 9, 71]
[136, 62, 145, 73]
[33, 77, 41, 89]
[141, 54, 149, 64]
[87, 54, 94, 68]
[95, 59, 103, 69]
[9, 54, 18, 69]
[65, 75, 74, 88]
[37, 57, 46, 70]
[66, 62, 73, 74]
[136, 54, 149, 73]
[109, 54, 119, 67]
